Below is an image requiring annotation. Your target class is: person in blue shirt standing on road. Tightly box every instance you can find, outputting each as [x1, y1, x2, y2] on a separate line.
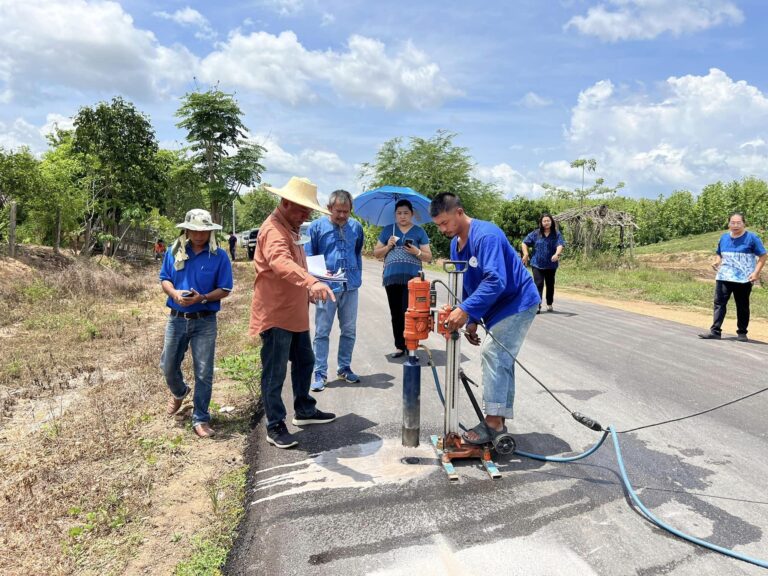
[699, 212, 766, 342]
[431, 192, 540, 444]
[306, 189, 365, 391]
[521, 213, 565, 314]
[159, 209, 233, 438]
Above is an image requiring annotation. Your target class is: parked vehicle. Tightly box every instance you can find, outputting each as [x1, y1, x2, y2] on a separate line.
[246, 228, 260, 260]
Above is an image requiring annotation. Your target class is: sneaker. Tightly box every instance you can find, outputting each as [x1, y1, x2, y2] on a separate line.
[292, 409, 336, 426]
[736, 333, 748, 342]
[266, 422, 298, 449]
[698, 332, 721, 340]
[337, 368, 360, 383]
[311, 372, 326, 392]
[546, 305, 553, 312]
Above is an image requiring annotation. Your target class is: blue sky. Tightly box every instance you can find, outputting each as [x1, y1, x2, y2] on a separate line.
[1, 0, 767, 203]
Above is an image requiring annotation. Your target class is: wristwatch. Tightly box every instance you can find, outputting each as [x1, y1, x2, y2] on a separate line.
[201, 295, 209, 305]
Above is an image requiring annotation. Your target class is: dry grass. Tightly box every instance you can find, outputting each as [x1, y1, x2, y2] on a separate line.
[0, 255, 257, 575]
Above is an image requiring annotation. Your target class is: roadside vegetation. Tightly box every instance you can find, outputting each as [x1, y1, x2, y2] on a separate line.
[0, 251, 257, 575]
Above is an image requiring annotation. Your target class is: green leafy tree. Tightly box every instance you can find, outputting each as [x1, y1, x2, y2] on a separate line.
[0, 146, 42, 244]
[175, 88, 266, 225]
[72, 96, 163, 255]
[238, 184, 278, 230]
[660, 190, 697, 238]
[542, 158, 624, 207]
[155, 149, 205, 225]
[493, 196, 551, 251]
[359, 130, 502, 257]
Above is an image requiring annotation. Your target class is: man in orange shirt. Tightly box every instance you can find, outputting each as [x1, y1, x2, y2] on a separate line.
[249, 177, 338, 449]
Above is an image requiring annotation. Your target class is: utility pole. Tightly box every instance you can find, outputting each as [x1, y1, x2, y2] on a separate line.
[232, 197, 236, 235]
[9, 201, 17, 258]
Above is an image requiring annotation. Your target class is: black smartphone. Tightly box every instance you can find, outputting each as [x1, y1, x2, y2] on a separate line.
[404, 239, 414, 248]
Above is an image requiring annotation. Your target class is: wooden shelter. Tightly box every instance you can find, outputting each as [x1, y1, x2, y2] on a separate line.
[554, 204, 638, 256]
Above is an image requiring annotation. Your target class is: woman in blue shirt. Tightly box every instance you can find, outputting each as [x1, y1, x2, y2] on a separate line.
[372, 200, 432, 358]
[521, 213, 565, 313]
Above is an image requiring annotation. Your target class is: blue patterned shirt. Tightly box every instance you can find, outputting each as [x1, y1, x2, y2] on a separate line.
[715, 231, 766, 283]
[305, 216, 365, 290]
[523, 229, 566, 270]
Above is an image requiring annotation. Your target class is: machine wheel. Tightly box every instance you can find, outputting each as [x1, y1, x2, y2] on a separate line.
[492, 433, 516, 455]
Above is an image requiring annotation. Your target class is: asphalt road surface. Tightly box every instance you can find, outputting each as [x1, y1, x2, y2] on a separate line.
[226, 258, 768, 576]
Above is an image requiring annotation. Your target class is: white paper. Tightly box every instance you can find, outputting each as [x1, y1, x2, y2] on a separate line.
[307, 254, 346, 282]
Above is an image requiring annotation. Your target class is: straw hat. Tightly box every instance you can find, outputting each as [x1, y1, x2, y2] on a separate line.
[176, 209, 223, 231]
[266, 177, 330, 215]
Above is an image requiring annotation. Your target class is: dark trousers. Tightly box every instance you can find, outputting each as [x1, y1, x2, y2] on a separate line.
[259, 327, 317, 429]
[710, 280, 753, 335]
[229, 247, 236, 260]
[385, 283, 409, 351]
[532, 267, 557, 306]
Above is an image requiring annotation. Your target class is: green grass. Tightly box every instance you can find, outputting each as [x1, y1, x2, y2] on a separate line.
[174, 466, 247, 576]
[634, 231, 722, 255]
[557, 262, 768, 318]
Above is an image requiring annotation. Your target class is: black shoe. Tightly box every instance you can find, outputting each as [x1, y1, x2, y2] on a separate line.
[266, 422, 298, 449]
[292, 409, 336, 426]
[698, 332, 721, 340]
[737, 333, 748, 342]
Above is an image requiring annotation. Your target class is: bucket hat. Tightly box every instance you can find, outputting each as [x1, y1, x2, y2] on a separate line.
[176, 209, 223, 231]
[266, 177, 330, 215]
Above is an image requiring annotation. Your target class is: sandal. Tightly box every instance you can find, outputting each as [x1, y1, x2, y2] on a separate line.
[462, 423, 507, 445]
[166, 386, 191, 416]
[193, 422, 216, 438]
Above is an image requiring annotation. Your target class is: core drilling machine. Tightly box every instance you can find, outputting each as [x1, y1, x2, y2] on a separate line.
[400, 262, 516, 481]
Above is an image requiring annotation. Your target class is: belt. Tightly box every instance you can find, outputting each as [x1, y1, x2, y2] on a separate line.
[170, 309, 215, 320]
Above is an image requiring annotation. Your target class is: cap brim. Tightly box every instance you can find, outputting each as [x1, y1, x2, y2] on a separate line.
[266, 187, 331, 215]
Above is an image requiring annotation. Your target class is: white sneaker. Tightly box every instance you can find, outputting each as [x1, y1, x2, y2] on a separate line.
[546, 305, 553, 312]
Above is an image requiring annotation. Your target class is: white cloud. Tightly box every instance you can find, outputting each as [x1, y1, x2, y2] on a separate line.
[40, 113, 75, 138]
[518, 91, 552, 108]
[0, 113, 78, 152]
[566, 0, 743, 42]
[475, 163, 542, 198]
[261, 0, 304, 16]
[199, 32, 459, 109]
[252, 133, 353, 197]
[321, 12, 336, 27]
[562, 68, 768, 192]
[0, 0, 198, 102]
[154, 7, 216, 40]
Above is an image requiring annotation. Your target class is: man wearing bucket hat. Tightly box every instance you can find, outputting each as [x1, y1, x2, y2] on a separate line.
[160, 209, 233, 438]
[250, 177, 338, 449]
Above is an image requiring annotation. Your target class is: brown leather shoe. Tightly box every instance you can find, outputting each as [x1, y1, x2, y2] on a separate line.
[193, 422, 216, 438]
[166, 387, 190, 416]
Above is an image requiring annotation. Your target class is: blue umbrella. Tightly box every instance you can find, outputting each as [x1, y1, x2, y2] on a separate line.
[353, 185, 432, 228]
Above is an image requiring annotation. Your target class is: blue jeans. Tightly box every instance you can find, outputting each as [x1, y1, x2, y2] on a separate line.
[312, 288, 359, 376]
[480, 304, 538, 419]
[260, 328, 317, 429]
[160, 314, 218, 425]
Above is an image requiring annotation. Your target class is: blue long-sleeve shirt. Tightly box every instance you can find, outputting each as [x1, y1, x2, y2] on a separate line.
[452, 219, 540, 328]
[523, 229, 566, 270]
[305, 216, 365, 290]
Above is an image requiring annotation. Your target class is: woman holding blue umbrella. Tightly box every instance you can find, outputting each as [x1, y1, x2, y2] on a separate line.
[372, 199, 432, 358]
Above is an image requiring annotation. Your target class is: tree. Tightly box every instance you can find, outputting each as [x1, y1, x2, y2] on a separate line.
[0, 146, 42, 245]
[494, 196, 551, 250]
[175, 88, 266, 224]
[238, 184, 278, 230]
[73, 96, 163, 255]
[542, 158, 624, 207]
[359, 130, 503, 257]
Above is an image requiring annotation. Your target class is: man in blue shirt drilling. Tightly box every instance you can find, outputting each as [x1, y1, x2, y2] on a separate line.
[305, 190, 365, 391]
[699, 212, 766, 342]
[431, 193, 540, 444]
[159, 209, 234, 438]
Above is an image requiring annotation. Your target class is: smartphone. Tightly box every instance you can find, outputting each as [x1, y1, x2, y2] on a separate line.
[180, 290, 193, 297]
[404, 239, 414, 248]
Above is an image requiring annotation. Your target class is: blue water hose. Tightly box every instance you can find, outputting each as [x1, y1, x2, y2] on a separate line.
[423, 351, 768, 569]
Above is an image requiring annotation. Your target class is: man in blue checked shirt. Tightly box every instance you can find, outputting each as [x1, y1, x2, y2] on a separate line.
[431, 192, 540, 445]
[306, 190, 365, 391]
[159, 209, 233, 438]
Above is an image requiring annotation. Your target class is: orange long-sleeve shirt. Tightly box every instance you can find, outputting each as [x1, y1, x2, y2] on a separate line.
[249, 209, 318, 336]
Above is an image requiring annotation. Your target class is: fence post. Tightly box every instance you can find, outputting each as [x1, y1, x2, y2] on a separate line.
[8, 201, 16, 258]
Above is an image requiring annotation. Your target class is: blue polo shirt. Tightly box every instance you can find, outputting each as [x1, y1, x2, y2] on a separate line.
[452, 219, 540, 328]
[305, 217, 365, 290]
[523, 229, 566, 270]
[159, 245, 233, 312]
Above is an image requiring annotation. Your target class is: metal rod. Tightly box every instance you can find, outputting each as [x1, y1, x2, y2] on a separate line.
[443, 268, 462, 438]
[402, 352, 421, 447]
